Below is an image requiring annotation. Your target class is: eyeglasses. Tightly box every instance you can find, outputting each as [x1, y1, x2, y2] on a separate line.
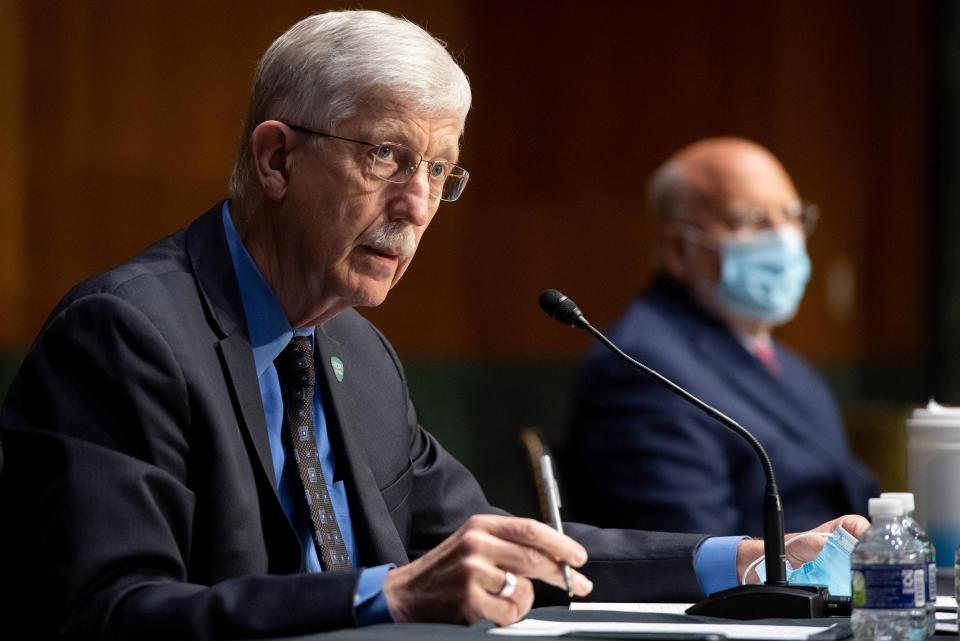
[723, 200, 819, 236]
[283, 122, 469, 202]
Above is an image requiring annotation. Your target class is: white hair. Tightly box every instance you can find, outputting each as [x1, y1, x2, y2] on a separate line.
[229, 10, 472, 201]
[647, 159, 693, 223]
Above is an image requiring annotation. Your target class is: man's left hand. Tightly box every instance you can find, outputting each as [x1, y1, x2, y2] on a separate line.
[736, 514, 869, 583]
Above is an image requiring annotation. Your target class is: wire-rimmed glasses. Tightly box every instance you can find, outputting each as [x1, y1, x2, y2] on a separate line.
[283, 122, 469, 202]
[725, 200, 820, 236]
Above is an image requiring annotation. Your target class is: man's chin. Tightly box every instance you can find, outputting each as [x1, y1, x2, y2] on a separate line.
[348, 280, 392, 309]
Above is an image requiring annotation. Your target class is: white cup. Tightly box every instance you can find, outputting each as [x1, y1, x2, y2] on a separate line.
[907, 399, 960, 567]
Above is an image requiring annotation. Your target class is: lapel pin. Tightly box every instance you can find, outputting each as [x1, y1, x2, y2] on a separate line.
[330, 356, 344, 382]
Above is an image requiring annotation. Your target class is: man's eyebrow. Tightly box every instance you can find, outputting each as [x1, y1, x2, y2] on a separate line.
[366, 124, 460, 161]
[368, 124, 397, 139]
[433, 143, 460, 162]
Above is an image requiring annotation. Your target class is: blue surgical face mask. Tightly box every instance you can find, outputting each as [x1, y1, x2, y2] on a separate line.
[710, 227, 811, 325]
[755, 526, 857, 596]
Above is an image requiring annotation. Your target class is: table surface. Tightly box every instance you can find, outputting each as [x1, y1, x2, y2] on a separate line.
[258, 607, 852, 641]
[252, 570, 960, 641]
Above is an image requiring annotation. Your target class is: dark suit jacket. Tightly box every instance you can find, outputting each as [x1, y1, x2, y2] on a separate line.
[0, 205, 707, 640]
[565, 275, 877, 536]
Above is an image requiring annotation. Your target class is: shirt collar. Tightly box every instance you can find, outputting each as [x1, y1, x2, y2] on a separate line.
[734, 329, 774, 356]
[221, 201, 313, 377]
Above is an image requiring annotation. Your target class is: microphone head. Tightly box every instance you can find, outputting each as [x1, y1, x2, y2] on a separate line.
[539, 289, 588, 329]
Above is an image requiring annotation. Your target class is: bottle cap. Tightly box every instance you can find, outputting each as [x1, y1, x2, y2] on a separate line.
[869, 497, 904, 518]
[880, 492, 915, 514]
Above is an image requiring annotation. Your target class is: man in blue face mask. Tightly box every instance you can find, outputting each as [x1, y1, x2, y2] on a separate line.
[565, 137, 877, 541]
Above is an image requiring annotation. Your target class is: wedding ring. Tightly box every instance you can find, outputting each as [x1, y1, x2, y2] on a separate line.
[497, 570, 517, 598]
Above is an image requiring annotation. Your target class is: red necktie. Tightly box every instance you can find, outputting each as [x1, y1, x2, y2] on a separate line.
[754, 341, 781, 376]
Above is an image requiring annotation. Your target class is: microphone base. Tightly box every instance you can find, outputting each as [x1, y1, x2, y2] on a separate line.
[686, 584, 835, 619]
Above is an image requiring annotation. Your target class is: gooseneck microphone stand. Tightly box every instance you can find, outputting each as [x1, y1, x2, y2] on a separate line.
[539, 289, 842, 619]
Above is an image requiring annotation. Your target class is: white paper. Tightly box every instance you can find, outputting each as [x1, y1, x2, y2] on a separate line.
[569, 602, 692, 614]
[488, 618, 832, 639]
[936, 595, 958, 610]
[936, 619, 958, 634]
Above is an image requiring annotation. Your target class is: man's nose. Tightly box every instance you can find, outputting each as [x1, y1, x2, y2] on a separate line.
[390, 164, 434, 226]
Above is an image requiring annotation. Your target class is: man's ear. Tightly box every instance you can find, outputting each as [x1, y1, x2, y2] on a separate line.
[250, 120, 295, 200]
[658, 222, 689, 282]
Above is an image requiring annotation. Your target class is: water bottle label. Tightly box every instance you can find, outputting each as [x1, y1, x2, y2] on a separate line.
[928, 562, 937, 602]
[851, 564, 925, 609]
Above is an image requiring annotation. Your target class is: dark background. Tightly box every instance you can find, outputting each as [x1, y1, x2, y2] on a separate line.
[2, 0, 956, 518]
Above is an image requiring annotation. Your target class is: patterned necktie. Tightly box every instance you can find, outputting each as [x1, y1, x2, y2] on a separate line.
[275, 335, 351, 571]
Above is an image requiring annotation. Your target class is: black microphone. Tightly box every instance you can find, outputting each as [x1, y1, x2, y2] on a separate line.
[539, 289, 589, 329]
[541, 289, 838, 619]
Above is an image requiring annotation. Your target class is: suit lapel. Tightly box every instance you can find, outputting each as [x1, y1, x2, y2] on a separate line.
[314, 326, 409, 567]
[185, 203, 407, 567]
[183, 203, 303, 570]
[217, 333, 277, 494]
[647, 280, 809, 445]
[771, 345, 848, 468]
[646, 278, 851, 499]
[691, 326, 839, 464]
[185, 205, 279, 496]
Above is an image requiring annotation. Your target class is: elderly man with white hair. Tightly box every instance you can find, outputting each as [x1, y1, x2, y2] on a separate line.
[0, 13, 866, 640]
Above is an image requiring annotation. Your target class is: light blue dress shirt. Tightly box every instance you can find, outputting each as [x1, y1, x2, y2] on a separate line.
[695, 536, 749, 596]
[222, 203, 393, 624]
[222, 201, 743, 614]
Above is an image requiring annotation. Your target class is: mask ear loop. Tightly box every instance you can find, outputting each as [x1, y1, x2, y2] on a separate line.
[741, 531, 831, 585]
[679, 225, 719, 252]
[677, 225, 721, 299]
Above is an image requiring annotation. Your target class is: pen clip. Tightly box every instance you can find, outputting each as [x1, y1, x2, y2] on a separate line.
[538, 453, 552, 486]
[539, 454, 562, 509]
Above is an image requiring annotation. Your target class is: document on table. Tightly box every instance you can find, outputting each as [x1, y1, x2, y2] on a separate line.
[569, 602, 693, 614]
[936, 603, 958, 634]
[488, 619, 834, 639]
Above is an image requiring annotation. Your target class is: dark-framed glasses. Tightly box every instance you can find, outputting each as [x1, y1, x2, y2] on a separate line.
[725, 200, 819, 236]
[283, 122, 469, 202]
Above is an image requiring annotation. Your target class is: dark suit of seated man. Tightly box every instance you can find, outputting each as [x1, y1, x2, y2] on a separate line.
[566, 138, 877, 536]
[0, 16, 867, 640]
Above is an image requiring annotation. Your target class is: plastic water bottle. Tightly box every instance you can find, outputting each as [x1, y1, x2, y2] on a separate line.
[882, 492, 936, 637]
[955, 545, 959, 634]
[851, 497, 927, 641]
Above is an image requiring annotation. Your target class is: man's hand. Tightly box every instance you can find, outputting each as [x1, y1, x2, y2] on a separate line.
[736, 514, 869, 583]
[383, 514, 593, 626]
[783, 514, 868, 570]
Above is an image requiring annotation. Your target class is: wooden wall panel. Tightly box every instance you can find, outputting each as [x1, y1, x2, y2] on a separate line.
[0, 0, 25, 342]
[456, 0, 929, 361]
[4, 1, 930, 369]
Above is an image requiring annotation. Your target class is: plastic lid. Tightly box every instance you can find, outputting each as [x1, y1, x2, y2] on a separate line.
[911, 398, 960, 419]
[880, 492, 915, 514]
[869, 497, 904, 518]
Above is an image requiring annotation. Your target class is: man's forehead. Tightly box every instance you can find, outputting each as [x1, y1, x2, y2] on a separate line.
[347, 107, 463, 158]
[719, 181, 799, 215]
[690, 171, 797, 217]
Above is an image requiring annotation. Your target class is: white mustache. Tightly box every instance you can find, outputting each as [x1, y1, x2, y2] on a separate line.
[362, 223, 417, 259]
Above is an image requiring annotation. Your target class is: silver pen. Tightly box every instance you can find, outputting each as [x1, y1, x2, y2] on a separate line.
[539, 453, 573, 597]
